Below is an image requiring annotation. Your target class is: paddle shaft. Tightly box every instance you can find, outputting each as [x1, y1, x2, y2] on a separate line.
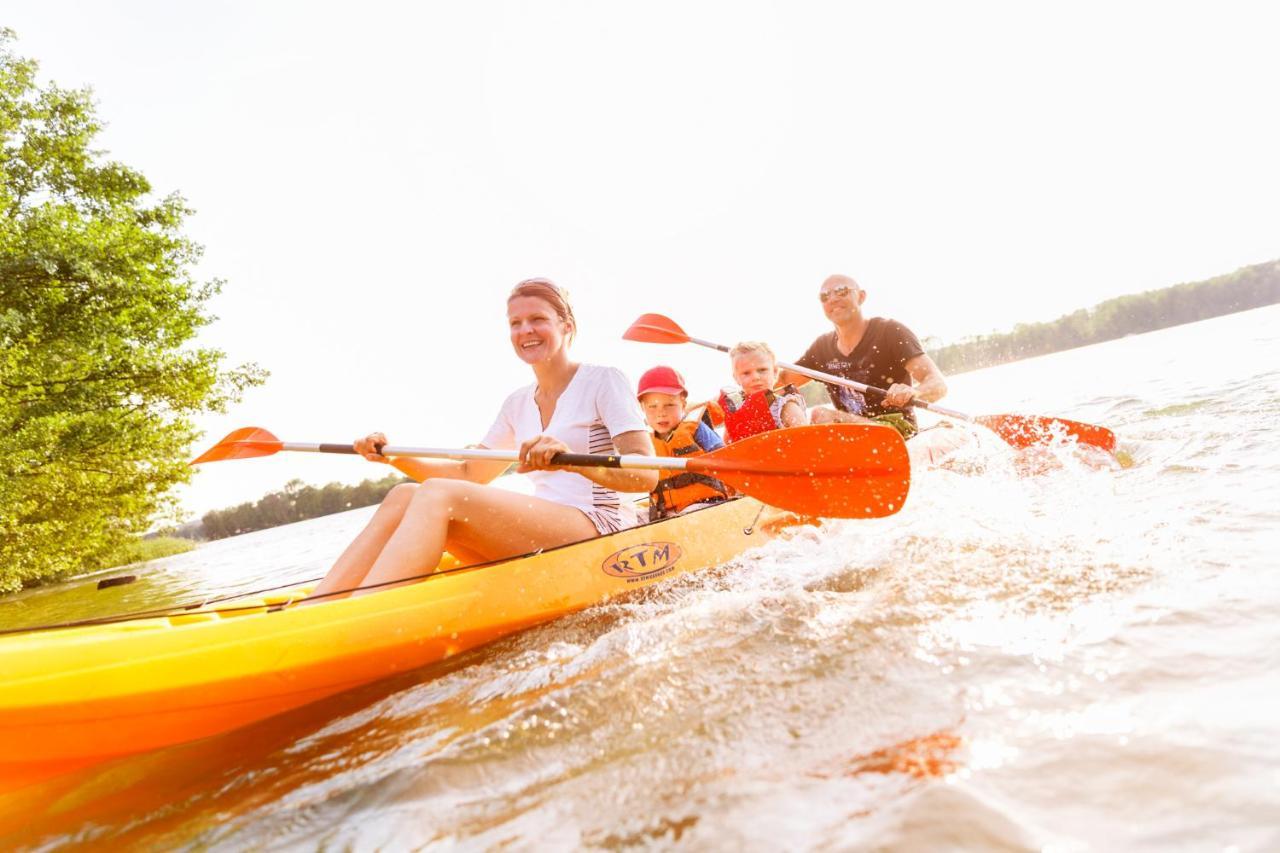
[684, 335, 973, 421]
[281, 442, 694, 472]
[193, 424, 912, 518]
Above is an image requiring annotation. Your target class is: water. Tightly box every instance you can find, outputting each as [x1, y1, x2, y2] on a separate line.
[2, 306, 1278, 850]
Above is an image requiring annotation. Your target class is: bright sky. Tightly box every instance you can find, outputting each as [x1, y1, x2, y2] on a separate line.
[7, 1, 1279, 517]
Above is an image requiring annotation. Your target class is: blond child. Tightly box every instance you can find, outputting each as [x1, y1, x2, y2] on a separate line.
[716, 341, 806, 443]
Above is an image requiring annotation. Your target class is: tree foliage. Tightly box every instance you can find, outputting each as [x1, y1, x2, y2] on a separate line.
[931, 260, 1280, 373]
[0, 31, 265, 591]
[198, 475, 408, 541]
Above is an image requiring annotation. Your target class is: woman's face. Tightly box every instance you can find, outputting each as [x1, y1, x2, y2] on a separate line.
[508, 295, 572, 365]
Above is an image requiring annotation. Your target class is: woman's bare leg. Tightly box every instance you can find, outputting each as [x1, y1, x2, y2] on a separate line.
[307, 483, 417, 600]
[359, 480, 599, 591]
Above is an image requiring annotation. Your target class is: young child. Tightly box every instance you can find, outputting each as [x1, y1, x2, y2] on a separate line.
[717, 341, 806, 443]
[636, 365, 732, 521]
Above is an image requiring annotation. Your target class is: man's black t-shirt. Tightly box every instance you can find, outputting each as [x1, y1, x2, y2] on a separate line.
[796, 318, 925, 424]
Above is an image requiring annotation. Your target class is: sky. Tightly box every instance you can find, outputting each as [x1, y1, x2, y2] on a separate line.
[6, 1, 1279, 517]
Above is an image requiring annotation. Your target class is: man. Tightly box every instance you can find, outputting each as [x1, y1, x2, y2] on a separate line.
[778, 274, 948, 437]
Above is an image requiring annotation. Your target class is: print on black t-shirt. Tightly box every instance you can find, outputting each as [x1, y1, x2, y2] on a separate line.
[795, 318, 925, 424]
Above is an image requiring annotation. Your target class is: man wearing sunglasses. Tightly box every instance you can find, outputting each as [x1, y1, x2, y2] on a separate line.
[778, 274, 948, 438]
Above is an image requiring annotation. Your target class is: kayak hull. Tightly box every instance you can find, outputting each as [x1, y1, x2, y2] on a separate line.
[907, 422, 1001, 467]
[0, 498, 779, 790]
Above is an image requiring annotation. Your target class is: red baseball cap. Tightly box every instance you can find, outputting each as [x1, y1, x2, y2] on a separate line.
[637, 365, 687, 398]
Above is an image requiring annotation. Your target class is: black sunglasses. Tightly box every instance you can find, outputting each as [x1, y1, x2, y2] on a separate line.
[819, 285, 851, 304]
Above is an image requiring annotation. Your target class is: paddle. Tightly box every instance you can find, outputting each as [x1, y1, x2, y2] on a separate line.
[191, 424, 910, 519]
[623, 313, 1117, 453]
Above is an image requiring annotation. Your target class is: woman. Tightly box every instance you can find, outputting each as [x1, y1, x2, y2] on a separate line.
[308, 279, 658, 600]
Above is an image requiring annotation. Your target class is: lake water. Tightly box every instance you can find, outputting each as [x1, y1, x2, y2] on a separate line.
[2, 306, 1278, 850]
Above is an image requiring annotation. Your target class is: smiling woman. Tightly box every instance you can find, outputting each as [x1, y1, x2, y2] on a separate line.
[306, 279, 658, 601]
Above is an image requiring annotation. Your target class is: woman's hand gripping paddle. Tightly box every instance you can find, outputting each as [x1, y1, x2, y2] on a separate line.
[623, 313, 1117, 453]
[191, 423, 910, 519]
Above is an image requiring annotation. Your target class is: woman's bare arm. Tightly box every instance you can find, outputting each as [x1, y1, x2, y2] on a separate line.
[519, 430, 659, 493]
[385, 456, 510, 485]
[355, 432, 510, 484]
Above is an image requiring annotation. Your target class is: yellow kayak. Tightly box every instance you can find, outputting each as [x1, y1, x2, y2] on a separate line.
[0, 498, 796, 790]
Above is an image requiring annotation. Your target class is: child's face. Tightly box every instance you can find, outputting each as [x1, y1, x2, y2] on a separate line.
[733, 352, 778, 396]
[640, 392, 686, 433]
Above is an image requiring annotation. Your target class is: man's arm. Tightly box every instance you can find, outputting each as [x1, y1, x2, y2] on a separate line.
[902, 353, 947, 404]
[777, 368, 812, 388]
[778, 336, 825, 389]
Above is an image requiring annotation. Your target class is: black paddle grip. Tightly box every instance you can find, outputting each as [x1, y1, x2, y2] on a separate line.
[320, 443, 361, 454]
[552, 453, 621, 468]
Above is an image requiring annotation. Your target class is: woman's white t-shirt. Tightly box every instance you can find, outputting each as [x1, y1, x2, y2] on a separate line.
[481, 364, 648, 532]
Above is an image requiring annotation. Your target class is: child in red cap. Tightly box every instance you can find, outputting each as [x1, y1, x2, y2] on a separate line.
[636, 366, 732, 521]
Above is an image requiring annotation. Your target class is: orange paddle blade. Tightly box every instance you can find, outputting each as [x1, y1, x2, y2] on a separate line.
[622, 313, 691, 345]
[190, 427, 285, 465]
[692, 424, 910, 519]
[975, 414, 1117, 453]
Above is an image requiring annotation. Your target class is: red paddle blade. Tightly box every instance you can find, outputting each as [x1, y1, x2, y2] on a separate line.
[975, 414, 1117, 453]
[622, 313, 691, 345]
[691, 423, 910, 518]
[190, 427, 284, 465]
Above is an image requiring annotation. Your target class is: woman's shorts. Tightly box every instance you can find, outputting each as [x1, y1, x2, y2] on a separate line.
[579, 506, 633, 536]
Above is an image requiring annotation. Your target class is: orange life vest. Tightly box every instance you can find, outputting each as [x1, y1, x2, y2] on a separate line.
[718, 386, 802, 443]
[649, 420, 731, 520]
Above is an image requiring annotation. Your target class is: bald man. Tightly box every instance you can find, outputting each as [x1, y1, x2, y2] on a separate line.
[779, 275, 948, 437]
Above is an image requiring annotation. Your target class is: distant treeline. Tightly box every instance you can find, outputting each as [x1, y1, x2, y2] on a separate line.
[194, 474, 408, 541]
[928, 260, 1280, 373]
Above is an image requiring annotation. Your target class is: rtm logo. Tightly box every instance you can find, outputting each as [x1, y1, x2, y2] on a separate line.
[601, 542, 683, 582]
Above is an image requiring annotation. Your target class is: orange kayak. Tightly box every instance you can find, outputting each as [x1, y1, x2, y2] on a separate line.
[0, 498, 790, 790]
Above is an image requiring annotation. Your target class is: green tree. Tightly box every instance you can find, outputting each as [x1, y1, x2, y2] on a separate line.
[195, 473, 407, 541]
[931, 260, 1280, 374]
[0, 31, 265, 591]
